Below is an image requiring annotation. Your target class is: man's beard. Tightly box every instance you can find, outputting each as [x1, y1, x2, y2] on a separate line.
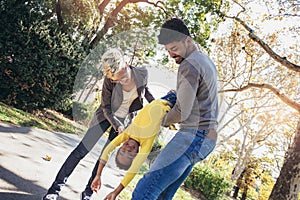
[174, 56, 185, 64]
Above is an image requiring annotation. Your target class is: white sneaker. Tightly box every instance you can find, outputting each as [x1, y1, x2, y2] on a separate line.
[42, 193, 59, 200]
[81, 191, 91, 200]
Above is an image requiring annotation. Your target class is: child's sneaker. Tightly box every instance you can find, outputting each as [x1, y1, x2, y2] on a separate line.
[81, 191, 91, 200]
[42, 193, 59, 200]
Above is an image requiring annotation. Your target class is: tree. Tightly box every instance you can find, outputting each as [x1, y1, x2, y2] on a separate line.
[1, 0, 223, 113]
[234, 157, 263, 200]
[0, 0, 162, 112]
[214, 0, 300, 199]
[0, 1, 86, 111]
[210, 17, 291, 198]
[71, 0, 223, 123]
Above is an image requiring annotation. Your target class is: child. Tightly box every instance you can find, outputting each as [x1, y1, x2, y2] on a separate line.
[91, 92, 177, 200]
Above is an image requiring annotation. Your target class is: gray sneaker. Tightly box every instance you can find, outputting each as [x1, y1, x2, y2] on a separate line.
[42, 193, 59, 200]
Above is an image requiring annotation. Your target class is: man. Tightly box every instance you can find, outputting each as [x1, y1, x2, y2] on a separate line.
[131, 17, 219, 200]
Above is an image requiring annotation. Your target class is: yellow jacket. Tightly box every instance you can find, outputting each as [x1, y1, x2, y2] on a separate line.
[101, 99, 170, 187]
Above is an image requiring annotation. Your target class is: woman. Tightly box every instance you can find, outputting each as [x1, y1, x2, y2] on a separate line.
[43, 48, 154, 200]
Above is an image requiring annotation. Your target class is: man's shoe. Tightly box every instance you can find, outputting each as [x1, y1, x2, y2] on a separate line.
[81, 191, 91, 200]
[42, 193, 59, 200]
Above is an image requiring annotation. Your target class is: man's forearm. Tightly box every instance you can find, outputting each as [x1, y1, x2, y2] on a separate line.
[162, 104, 181, 126]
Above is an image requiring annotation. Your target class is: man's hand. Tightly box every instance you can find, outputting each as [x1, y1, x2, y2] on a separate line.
[91, 176, 101, 193]
[103, 191, 117, 200]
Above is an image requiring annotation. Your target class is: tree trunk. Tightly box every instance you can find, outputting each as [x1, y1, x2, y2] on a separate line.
[55, 0, 64, 28]
[83, 78, 99, 103]
[269, 120, 300, 200]
[241, 192, 247, 200]
[76, 75, 94, 102]
[89, 0, 131, 49]
[233, 186, 239, 198]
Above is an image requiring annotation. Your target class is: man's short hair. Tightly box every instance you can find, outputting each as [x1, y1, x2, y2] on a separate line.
[158, 18, 191, 45]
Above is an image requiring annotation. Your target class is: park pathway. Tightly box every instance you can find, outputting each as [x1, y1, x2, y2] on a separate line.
[0, 122, 123, 200]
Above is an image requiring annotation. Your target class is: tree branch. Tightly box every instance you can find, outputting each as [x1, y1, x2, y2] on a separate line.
[90, 0, 130, 49]
[220, 83, 300, 112]
[55, 0, 64, 28]
[97, 0, 111, 17]
[225, 15, 300, 72]
[139, 0, 166, 15]
[89, 0, 165, 49]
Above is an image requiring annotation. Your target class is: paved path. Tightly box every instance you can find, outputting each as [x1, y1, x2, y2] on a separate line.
[0, 122, 124, 200]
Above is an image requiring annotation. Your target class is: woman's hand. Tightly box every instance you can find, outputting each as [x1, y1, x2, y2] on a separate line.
[117, 125, 124, 134]
[91, 176, 101, 193]
[103, 191, 118, 200]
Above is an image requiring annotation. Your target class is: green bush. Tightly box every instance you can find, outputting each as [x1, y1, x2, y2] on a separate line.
[184, 164, 232, 200]
[0, 1, 86, 112]
[71, 101, 89, 121]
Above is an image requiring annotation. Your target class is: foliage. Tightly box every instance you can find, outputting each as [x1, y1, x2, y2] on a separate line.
[235, 158, 262, 197]
[59, 0, 99, 32]
[0, 0, 223, 115]
[184, 163, 233, 200]
[212, 0, 300, 199]
[0, 0, 171, 114]
[205, 152, 275, 199]
[0, 1, 86, 112]
[153, 0, 223, 48]
[257, 169, 274, 200]
[151, 0, 223, 69]
[146, 138, 163, 167]
[61, 101, 89, 121]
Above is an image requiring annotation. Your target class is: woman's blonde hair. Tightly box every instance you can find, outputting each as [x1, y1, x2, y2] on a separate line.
[101, 48, 125, 78]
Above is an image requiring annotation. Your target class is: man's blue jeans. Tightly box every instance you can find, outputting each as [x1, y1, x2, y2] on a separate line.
[132, 128, 217, 200]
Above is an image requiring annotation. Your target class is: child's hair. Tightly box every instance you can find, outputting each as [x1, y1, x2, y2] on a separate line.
[115, 148, 131, 170]
[115, 139, 140, 170]
[158, 18, 191, 45]
[101, 48, 125, 77]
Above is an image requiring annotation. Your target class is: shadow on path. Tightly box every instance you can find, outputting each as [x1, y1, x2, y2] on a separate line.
[0, 124, 31, 134]
[0, 193, 37, 200]
[0, 165, 67, 200]
[0, 164, 45, 199]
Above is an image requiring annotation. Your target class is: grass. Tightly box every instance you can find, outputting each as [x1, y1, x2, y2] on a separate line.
[0, 102, 86, 134]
